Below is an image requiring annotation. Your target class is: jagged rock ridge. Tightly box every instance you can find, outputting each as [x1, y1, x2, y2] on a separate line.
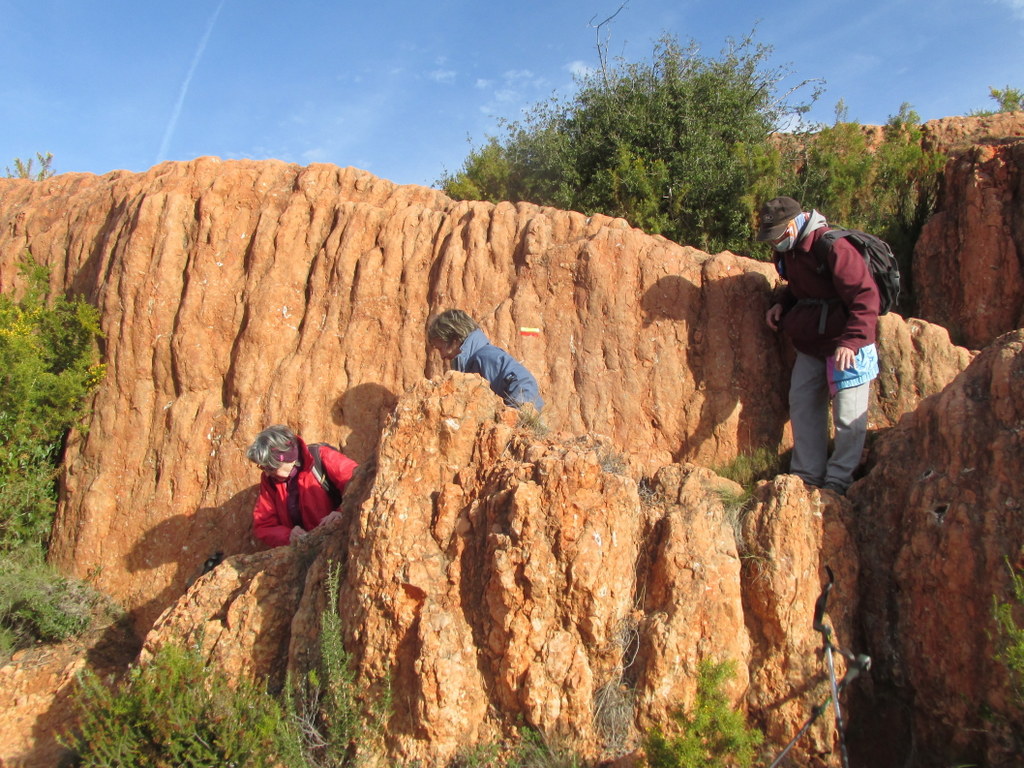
[1, 114, 1022, 766]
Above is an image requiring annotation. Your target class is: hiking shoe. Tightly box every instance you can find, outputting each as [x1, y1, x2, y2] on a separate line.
[822, 481, 847, 496]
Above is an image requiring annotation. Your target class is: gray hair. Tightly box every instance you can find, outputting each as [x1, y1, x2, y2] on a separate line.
[246, 424, 296, 470]
[427, 309, 479, 344]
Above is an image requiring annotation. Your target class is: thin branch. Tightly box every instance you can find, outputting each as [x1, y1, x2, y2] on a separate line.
[589, 2, 630, 85]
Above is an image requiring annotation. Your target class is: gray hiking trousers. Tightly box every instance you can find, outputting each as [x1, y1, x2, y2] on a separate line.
[789, 351, 871, 491]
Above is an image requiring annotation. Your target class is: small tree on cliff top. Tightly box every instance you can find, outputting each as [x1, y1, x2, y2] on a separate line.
[5, 152, 54, 180]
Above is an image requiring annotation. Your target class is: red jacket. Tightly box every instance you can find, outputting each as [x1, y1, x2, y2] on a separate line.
[776, 227, 880, 358]
[252, 438, 358, 548]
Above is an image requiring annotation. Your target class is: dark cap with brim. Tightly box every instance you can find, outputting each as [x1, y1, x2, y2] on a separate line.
[756, 196, 802, 242]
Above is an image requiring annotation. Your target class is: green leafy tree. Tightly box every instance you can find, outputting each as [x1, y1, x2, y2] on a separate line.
[5, 152, 54, 180]
[441, 29, 821, 254]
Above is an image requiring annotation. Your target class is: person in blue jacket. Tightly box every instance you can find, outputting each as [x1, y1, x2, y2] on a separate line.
[427, 309, 544, 412]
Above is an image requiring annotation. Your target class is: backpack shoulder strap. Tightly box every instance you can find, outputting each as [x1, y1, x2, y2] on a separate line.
[308, 443, 343, 508]
[810, 228, 839, 273]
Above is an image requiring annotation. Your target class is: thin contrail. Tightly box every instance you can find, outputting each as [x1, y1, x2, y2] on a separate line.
[156, 0, 227, 164]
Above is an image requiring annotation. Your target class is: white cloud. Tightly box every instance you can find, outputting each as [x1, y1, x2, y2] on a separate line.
[502, 69, 536, 83]
[566, 60, 593, 78]
[492, 88, 520, 104]
[428, 69, 457, 84]
[301, 146, 331, 163]
[475, 78, 492, 89]
[992, 0, 1024, 18]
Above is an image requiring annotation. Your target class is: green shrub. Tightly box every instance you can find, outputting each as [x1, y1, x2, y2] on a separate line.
[0, 554, 102, 658]
[440, 29, 819, 255]
[0, 254, 104, 555]
[969, 85, 1024, 116]
[0, 254, 106, 653]
[285, 561, 387, 766]
[645, 659, 763, 768]
[68, 641, 306, 767]
[993, 557, 1024, 708]
[5, 152, 54, 180]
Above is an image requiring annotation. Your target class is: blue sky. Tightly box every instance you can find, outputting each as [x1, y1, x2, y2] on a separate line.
[4, 0, 1024, 187]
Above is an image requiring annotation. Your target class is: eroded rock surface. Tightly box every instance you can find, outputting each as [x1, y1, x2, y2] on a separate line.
[853, 330, 1024, 766]
[0, 160, 969, 641]
[0, 134, 1014, 765]
[915, 137, 1024, 349]
[138, 373, 861, 766]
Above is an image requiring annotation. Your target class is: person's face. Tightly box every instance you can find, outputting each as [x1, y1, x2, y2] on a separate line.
[430, 337, 462, 361]
[263, 460, 296, 479]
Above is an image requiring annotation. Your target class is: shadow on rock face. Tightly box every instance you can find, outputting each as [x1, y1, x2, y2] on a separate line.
[124, 485, 258, 635]
[642, 268, 787, 464]
[330, 382, 398, 464]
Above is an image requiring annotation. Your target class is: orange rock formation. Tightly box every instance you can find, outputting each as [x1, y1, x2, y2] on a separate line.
[0, 117, 1020, 765]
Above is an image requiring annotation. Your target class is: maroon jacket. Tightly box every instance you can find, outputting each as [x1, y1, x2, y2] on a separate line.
[776, 227, 880, 358]
[252, 438, 358, 548]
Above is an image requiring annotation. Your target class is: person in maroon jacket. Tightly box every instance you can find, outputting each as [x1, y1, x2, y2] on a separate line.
[757, 196, 881, 495]
[246, 425, 358, 547]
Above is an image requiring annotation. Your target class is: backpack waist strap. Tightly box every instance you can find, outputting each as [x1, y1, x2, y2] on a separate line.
[795, 297, 841, 335]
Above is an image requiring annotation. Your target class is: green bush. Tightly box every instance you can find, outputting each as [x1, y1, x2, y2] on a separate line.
[969, 85, 1024, 116]
[645, 659, 763, 768]
[0, 254, 106, 654]
[0, 554, 100, 658]
[440, 29, 819, 255]
[0, 254, 104, 555]
[993, 557, 1024, 708]
[284, 561, 387, 766]
[68, 641, 306, 767]
[5, 152, 54, 180]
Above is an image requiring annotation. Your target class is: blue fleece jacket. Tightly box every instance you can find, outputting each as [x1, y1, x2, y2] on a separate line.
[454, 329, 544, 411]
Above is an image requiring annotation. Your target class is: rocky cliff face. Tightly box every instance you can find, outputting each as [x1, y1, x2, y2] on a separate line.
[915, 137, 1024, 348]
[0, 123, 1018, 766]
[144, 372, 862, 766]
[0, 159, 966, 639]
[853, 329, 1024, 766]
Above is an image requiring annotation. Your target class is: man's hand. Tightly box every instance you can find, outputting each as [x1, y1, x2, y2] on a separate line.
[834, 345, 855, 371]
[765, 303, 783, 331]
[289, 525, 307, 545]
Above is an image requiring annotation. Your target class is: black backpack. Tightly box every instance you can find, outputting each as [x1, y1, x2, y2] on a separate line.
[811, 228, 901, 315]
[307, 443, 344, 508]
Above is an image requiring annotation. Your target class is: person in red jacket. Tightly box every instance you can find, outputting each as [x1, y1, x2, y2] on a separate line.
[246, 425, 358, 547]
